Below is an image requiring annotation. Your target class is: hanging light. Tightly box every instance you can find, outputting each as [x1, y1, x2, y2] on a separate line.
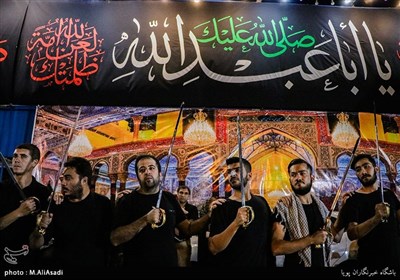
[68, 129, 93, 157]
[331, 112, 359, 149]
[183, 109, 216, 146]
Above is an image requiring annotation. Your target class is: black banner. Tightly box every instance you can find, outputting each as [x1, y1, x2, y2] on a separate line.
[2, 1, 400, 113]
[0, 0, 28, 104]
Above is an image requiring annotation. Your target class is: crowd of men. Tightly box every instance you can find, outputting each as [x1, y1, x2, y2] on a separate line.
[1, 143, 399, 277]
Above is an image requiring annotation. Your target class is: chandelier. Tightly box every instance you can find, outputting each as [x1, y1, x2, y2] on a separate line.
[68, 129, 93, 157]
[331, 112, 359, 149]
[183, 109, 216, 146]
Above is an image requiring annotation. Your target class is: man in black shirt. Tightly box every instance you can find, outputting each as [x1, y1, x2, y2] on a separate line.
[174, 185, 199, 267]
[271, 158, 331, 267]
[110, 154, 219, 268]
[0, 143, 51, 267]
[208, 157, 275, 267]
[338, 154, 400, 270]
[31, 157, 113, 270]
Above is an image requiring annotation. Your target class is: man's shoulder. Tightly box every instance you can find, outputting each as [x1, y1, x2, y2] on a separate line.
[28, 179, 52, 200]
[115, 189, 137, 207]
[92, 191, 112, 204]
[187, 203, 198, 213]
[162, 190, 175, 198]
[0, 181, 13, 193]
[187, 202, 197, 209]
[162, 190, 179, 204]
[252, 194, 270, 205]
[252, 193, 266, 200]
[30, 177, 51, 190]
[343, 191, 363, 205]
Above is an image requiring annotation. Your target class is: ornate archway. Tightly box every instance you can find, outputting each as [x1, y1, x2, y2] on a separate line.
[230, 128, 317, 208]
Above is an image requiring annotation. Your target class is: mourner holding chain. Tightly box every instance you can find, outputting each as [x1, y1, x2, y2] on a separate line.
[271, 158, 335, 267]
[110, 154, 223, 267]
[338, 154, 400, 269]
[30, 157, 113, 269]
[0, 143, 51, 267]
[208, 157, 275, 267]
[174, 185, 199, 267]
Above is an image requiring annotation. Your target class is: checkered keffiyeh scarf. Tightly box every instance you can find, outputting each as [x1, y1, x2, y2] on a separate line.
[275, 192, 329, 267]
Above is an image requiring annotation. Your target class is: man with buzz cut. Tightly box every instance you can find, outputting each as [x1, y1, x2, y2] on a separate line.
[0, 143, 51, 267]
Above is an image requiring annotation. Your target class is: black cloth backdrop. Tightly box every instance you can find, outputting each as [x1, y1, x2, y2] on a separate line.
[0, 0, 28, 104]
[1, 1, 399, 114]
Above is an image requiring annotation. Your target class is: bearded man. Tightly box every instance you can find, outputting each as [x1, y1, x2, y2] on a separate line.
[30, 157, 113, 270]
[271, 158, 332, 267]
[110, 154, 220, 268]
[338, 154, 400, 270]
[208, 157, 275, 267]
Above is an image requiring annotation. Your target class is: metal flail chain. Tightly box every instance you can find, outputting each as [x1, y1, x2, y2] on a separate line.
[46, 106, 82, 212]
[326, 136, 361, 221]
[315, 136, 360, 267]
[236, 115, 246, 208]
[37, 106, 82, 235]
[373, 102, 388, 223]
[236, 115, 254, 228]
[152, 102, 184, 229]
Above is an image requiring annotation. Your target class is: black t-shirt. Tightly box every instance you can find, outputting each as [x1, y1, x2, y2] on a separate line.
[46, 192, 113, 268]
[175, 202, 199, 241]
[0, 177, 51, 266]
[209, 195, 275, 267]
[340, 188, 400, 269]
[113, 190, 186, 267]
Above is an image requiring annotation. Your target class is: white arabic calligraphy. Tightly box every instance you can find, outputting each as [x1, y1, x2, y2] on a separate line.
[111, 15, 394, 94]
